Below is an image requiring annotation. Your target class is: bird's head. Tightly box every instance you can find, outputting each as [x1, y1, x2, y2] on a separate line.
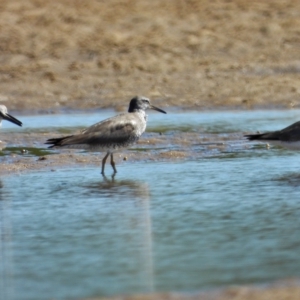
[0, 105, 23, 127]
[128, 96, 166, 114]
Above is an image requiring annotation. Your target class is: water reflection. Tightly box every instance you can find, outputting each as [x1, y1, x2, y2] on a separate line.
[83, 176, 152, 199]
[272, 172, 300, 187]
[3, 108, 300, 299]
[0, 180, 14, 300]
[81, 177, 155, 293]
[4, 172, 156, 299]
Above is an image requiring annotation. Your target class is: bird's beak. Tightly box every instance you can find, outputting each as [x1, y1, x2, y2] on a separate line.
[1, 112, 23, 127]
[149, 105, 167, 114]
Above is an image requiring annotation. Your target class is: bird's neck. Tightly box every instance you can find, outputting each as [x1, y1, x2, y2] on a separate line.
[132, 110, 147, 121]
[130, 109, 146, 115]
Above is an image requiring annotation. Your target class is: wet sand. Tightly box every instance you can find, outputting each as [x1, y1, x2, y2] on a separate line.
[0, 129, 245, 176]
[1, 0, 300, 299]
[83, 279, 300, 300]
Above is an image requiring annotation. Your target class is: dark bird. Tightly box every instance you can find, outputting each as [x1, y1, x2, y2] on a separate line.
[245, 121, 300, 150]
[46, 96, 167, 174]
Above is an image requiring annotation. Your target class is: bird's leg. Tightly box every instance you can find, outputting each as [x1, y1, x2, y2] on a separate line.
[110, 153, 117, 174]
[101, 152, 110, 175]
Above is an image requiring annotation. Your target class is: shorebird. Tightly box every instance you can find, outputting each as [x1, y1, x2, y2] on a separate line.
[245, 121, 300, 150]
[46, 96, 167, 174]
[0, 105, 22, 127]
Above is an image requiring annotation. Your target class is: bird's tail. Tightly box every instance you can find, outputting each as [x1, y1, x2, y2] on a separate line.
[244, 133, 264, 141]
[45, 135, 73, 148]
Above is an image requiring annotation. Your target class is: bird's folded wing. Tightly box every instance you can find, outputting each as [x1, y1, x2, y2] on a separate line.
[279, 121, 300, 141]
[62, 117, 138, 146]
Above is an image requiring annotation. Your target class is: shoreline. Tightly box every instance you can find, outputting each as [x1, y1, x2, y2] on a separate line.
[8, 104, 300, 117]
[81, 278, 300, 300]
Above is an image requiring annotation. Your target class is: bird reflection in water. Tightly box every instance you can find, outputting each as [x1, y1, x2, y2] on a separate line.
[86, 177, 154, 292]
[84, 175, 149, 199]
[83, 176, 155, 292]
[272, 172, 300, 187]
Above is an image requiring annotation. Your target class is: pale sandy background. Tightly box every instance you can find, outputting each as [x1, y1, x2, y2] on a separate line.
[1, 0, 300, 113]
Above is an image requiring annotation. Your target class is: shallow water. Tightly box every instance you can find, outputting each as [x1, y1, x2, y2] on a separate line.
[1, 110, 300, 300]
[4, 108, 300, 133]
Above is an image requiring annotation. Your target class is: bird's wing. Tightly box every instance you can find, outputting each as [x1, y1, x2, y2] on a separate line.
[255, 131, 281, 140]
[244, 130, 281, 141]
[57, 114, 140, 146]
[277, 121, 300, 141]
[246, 121, 300, 141]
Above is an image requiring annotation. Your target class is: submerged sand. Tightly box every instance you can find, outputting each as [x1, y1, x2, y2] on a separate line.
[84, 279, 300, 300]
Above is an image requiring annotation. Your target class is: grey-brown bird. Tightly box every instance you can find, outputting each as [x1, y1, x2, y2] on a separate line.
[46, 96, 167, 174]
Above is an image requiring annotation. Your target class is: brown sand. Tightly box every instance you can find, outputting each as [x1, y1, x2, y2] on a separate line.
[1, 0, 300, 113]
[84, 279, 300, 300]
[0, 130, 231, 175]
[1, 1, 300, 299]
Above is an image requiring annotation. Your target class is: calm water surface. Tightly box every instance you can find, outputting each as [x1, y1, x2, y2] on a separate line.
[1, 110, 300, 300]
[4, 108, 300, 133]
